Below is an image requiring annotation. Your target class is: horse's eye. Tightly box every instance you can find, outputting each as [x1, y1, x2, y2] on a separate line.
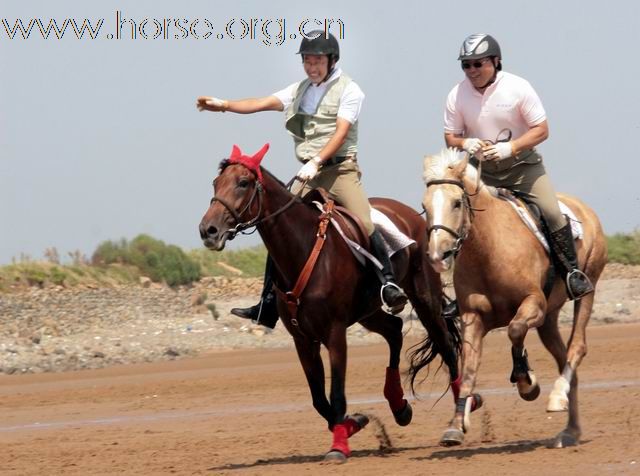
[453, 199, 462, 209]
[237, 179, 249, 188]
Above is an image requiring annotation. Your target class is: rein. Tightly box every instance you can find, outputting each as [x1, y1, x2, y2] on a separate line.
[210, 177, 306, 240]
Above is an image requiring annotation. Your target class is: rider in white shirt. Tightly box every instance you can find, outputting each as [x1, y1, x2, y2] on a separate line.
[197, 32, 408, 327]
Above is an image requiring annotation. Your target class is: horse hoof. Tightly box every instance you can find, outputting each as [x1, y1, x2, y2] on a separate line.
[517, 372, 540, 401]
[393, 400, 413, 426]
[546, 394, 569, 412]
[440, 428, 464, 447]
[519, 383, 540, 401]
[324, 450, 347, 463]
[552, 430, 580, 448]
[345, 413, 370, 436]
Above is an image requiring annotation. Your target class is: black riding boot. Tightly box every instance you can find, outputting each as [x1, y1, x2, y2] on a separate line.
[369, 230, 408, 314]
[230, 255, 279, 329]
[549, 222, 594, 300]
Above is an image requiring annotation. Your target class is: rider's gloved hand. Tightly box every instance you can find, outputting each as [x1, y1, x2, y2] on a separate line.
[296, 156, 322, 181]
[462, 138, 484, 155]
[482, 142, 513, 161]
[196, 96, 229, 112]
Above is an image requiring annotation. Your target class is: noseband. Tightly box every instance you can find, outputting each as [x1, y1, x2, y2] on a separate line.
[425, 178, 472, 259]
[210, 181, 264, 240]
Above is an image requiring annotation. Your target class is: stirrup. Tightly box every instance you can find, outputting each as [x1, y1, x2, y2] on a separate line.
[566, 269, 594, 300]
[380, 282, 407, 314]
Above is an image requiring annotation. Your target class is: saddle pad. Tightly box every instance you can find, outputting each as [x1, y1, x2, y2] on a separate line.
[501, 196, 584, 254]
[311, 202, 416, 269]
[370, 208, 416, 256]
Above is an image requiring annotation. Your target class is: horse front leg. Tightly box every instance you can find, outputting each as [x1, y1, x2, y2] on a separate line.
[293, 338, 333, 426]
[360, 310, 412, 426]
[508, 294, 546, 401]
[324, 323, 352, 463]
[440, 310, 484, 447]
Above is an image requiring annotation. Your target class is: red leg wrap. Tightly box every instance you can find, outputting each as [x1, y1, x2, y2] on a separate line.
[384, 367, 406, 412]
[330, 423, 350, 457]
[451, 375, 461, 402]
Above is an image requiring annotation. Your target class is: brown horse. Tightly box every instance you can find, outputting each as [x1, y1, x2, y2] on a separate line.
[419, 148, 607, 449]
[198, 145, 460, 462]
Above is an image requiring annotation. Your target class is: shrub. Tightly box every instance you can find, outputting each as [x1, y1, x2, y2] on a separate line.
[190, 245, 268, 277]
[607, 230, 640, 265]
[92, 234, 201, 286]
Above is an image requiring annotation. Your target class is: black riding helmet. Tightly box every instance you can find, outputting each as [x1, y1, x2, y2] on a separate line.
[458, 33, 502, 71]
[297, 30, 340, 62]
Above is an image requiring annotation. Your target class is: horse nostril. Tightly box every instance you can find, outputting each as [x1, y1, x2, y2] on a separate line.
[206, 225, 218, 237]
[199, 224, 208, 240]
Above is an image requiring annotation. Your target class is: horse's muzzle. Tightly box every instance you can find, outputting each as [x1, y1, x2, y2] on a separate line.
[428, 251, 452, 273]
[199, 222, 228, 251]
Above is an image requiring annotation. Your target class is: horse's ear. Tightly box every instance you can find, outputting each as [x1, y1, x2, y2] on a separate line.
[452, 153, 469, 177]
[251, 143, 270, 165]
[230, 144, 242, 160]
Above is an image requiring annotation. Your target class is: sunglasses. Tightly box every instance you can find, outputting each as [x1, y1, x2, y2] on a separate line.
[461, 58, 492, 70]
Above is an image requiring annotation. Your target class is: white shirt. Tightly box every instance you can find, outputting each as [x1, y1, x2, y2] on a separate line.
[444, 71, 546, 142]
[272, 68, 365, 124]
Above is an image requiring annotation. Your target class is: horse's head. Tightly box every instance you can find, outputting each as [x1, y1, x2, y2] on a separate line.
[199, 144, 269, 251]
[422, 148, 474, 272]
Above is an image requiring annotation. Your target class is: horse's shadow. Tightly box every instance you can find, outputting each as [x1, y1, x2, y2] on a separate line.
[417, 438, 591, 460]
[207, 445, 429, 471]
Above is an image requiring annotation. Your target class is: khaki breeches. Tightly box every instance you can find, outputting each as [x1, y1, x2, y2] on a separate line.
[479, 151, 567, 232]
[291, 159, 375, 235]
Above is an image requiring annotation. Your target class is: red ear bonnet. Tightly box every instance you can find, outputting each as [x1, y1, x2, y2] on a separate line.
[227, 143, 269, 182]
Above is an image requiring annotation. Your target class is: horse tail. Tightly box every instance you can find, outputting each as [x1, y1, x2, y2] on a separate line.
[407, 296, 462, 396]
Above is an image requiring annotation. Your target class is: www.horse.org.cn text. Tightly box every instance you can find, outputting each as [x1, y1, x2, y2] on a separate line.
[1, 13, 345, 46]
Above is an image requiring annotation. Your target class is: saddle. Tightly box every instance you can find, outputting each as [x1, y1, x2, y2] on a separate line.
[494, 188, 583, 254]
[302, 188, 371, 249]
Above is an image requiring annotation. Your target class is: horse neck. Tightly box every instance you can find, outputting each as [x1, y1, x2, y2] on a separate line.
[462, 174, 506, 244]
[257, 173, 321, 284]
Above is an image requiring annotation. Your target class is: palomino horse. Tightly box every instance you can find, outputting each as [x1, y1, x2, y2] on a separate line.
[198, 144, 460, 462]
[419, 148, 607, 449]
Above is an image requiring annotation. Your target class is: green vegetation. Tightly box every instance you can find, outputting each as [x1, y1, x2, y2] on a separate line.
[0, 261, 141, 292]
[2, 229, 637, 293]
[189, 245, 267, 278]
[92, 234, 201, 286]
[606, 229, 640, 265]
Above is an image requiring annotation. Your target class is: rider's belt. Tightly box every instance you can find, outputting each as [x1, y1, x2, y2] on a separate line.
[325, 155, 354, 166]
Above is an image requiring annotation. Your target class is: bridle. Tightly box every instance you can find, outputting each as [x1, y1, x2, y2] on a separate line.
[424, 178, 473, 260]
[209, 169, 305, 240]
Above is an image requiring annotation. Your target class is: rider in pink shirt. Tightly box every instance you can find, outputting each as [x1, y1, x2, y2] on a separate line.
[443, 33, 593, 301]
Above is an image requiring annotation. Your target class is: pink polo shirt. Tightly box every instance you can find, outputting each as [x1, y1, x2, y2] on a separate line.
[444, 71, 546, 143]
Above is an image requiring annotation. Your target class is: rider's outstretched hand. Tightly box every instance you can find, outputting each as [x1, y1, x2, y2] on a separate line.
[197, 96, 228, 112]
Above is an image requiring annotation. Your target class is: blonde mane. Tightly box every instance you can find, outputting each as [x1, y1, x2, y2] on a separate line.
[422, 148, 479, 184]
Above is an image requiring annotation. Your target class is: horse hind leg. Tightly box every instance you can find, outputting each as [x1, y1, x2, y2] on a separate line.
[508, 294, 546, 401]
[360, 310, 412, 426]
[535, 308, 569, 413]
[547, 293, 595, 448]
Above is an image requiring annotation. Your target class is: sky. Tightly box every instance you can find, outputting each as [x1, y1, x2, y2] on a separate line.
[1, 0, 639, 265]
